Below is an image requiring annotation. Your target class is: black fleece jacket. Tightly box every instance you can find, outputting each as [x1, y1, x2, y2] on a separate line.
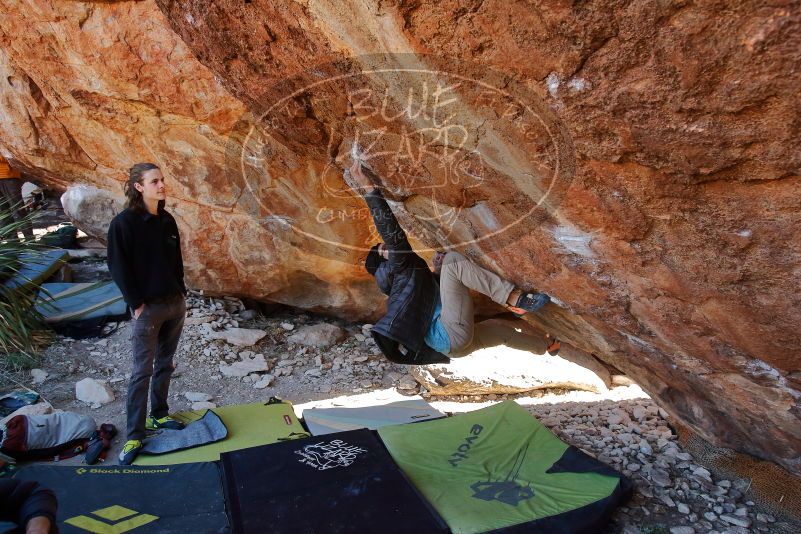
[363, 189, 447, 364]
[0, 479, 57, 530]
[107, 206, 186, 310]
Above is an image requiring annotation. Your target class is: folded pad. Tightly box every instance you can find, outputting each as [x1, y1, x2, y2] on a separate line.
[221, 429, 447, 533]
[35, 281, 128, 323]
[2, 249, 69, 290]
[378, 401, 632, 534]
[141, 410, 227, 455]
[135, 401, 306, 465]
[303, 397, 445, 435]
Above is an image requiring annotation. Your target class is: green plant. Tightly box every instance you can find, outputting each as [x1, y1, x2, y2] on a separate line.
[0, 204, 51, 369]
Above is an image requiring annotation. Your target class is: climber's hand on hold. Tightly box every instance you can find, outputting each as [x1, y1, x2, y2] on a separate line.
[347, 159, 377, 193]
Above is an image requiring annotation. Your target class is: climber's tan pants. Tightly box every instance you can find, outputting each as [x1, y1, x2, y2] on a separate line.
[439, 252, 515, 353]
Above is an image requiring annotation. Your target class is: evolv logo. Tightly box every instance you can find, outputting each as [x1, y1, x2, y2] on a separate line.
[448, 424, 483, 467]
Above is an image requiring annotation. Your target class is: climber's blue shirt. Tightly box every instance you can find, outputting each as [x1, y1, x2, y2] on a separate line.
[424, 286, 451, 354]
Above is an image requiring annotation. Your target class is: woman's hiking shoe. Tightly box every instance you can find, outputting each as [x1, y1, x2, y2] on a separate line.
[118, 440, 142, 465]
[146, 415, 185, 431]
[512, 292, 550, 315]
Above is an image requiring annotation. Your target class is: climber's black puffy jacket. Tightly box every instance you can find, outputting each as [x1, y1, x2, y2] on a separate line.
[363, 189, 449, 365]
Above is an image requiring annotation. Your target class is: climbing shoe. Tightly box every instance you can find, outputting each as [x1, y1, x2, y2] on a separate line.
[85, 423, 117, 465]
[546, 338, 561, 356]
[118, 440, 142, 465]
[146, 415, 185, 431]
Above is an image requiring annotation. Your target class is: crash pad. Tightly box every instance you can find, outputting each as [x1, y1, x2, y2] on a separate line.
[13, 462, 228, 533]
[303, 397, 445, 436]
[34, 281, 128, 323]
[220, 428, 446, 533]
[378, 401, 632, 534]
[135, 401, 306, 465]
[2, 249, 68, 290]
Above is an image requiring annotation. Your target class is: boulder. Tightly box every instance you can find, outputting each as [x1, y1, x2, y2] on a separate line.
[60, 185, 124, 242]
[208, 328, 267, 347]
[286, 324, 346, 348]
[75, 378, 115, 407]
[192, 401, 217, 410]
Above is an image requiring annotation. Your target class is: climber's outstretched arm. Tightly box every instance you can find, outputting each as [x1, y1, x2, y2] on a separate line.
[347, 161, 413, 265]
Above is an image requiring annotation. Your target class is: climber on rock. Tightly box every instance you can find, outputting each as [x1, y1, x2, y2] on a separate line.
[346, 159, 557, 365]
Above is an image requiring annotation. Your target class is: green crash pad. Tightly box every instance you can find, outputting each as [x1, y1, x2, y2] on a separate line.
[135, 402, 307, 465]
[2, 249, 68, 290]
[35, 281, 127, 323]
[378, 401, 630, 534]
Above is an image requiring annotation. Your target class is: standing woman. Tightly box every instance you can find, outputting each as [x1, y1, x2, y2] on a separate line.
[107, 163, 187, 465]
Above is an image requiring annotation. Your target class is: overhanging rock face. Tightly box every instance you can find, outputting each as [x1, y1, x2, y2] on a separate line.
[0, 1, 799, 475]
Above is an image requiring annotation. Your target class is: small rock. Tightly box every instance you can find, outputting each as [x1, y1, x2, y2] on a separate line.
[720, 514, 751, 528]
[287, 323, 346, 348]
[253, 374, 275, 389]
[192, 401, 217, 410]
[219, 354, 270, 378]
[669, 527, 694, 534]
[626, 463, 641, 472]
[398, 375, 418, 390]
[650, 468, 672, 487]
[703, 511, 717, 521]
[755, 513, 774, 523]
[305, 368, 322, 378]
[692, 466, 712, 479]
[717, 479, 731, 488]
[677, 502, 690, 514]
[238, 309, 257, 320]
[30, 368, 48, 384]
[607, 414, 624, 425]
[209, 327, 268, 347]
[659, 494, 676, 507]
[184, 391, 213, 402]
[280, 322, 295, 331]
[75, 378, 115, 407]
[734, 507, 748, 517]
[639, 439, 653, 455]
[318, 384, 332, 394]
